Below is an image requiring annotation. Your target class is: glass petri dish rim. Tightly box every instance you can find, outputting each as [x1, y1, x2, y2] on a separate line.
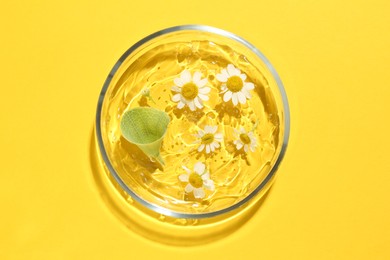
[95, 24, 290, 219]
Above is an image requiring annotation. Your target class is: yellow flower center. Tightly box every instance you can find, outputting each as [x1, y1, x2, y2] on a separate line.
[226, 76, 243, 92]
[201, 133, 214, 144]
[240, 133, 251, 144]
[181, 82, 198, 100]
[189, 173, 203, 188]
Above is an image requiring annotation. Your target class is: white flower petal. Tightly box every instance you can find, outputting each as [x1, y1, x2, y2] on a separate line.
[250, 144, 256, 152]
[237, 91, 246, 104]
[193, 188, 205, 199]
[177, 101, 186, 108]
[198, 144, 205, 152]
[172, 93, 181, 102]
[199, 87, 210, 94]
[194, 97, 203, 109]
[250, 136, 257, 143]
[221, 69, 229, 78]
[223, 91, 232, 102]
[232, 93, 238, 106]
[242, 89, 252, 99]
[185, 183, 194, 193]
[203, 180, 215, 191]
[179, 174, 189, 182]
[250, 139, 257, 146]
[214, 133, 223, 140]
[216, 73, 228, 82]
[177, 101, 185, 109]
[204, 125, 213, 133]
[201, 172, 210, 180]
[227, 64, 238, 76]
[188, 101, 196, 111]
[174, 78, 184, 87]
[210, 143, 215, 152]
[198, 93, 209, 101]
[240, 127, 246, 133]
[213, 141, 220, 148]
[244, 145, 249, 153]
[193, 71, 202, 84]
[171, 86, 181, 92]
[206, 145, 210, 154]
[197, 130, 204, 137]
[182, 165, 191, 173]
[180, 70, 191, 83]
[220, 85, 227, 93]
[236, 141, 243, 150]
[244, 82, 255, 90]
[240, 74, 247, 81]
[197, 78, 208, 88]
[194, 162, 205, 175]
[211, 126, 218, 133]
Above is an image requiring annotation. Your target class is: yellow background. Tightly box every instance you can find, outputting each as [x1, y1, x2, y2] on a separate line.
[1, 0, 389, 259]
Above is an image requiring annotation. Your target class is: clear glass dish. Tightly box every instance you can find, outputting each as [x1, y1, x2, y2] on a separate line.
[93, 25, 290, 245]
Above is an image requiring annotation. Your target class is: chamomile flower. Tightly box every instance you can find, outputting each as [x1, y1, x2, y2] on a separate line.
[234, 127, 257, 153]
[171, 70, 211, 111]
[179, 162, 215, 199]
[216, 64, 255, 106]
[196, 125, 223, 154]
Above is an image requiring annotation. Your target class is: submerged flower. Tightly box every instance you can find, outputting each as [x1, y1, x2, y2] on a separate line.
[234, 127, 257, 153]
[216, 64, 255, 106]
[171, 70, 211, 111]
[179, 162, 215, 199]
[196, 125, 223, 154]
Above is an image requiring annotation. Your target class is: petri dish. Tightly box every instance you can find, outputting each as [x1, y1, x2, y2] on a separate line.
[93, 25, 290, 245]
